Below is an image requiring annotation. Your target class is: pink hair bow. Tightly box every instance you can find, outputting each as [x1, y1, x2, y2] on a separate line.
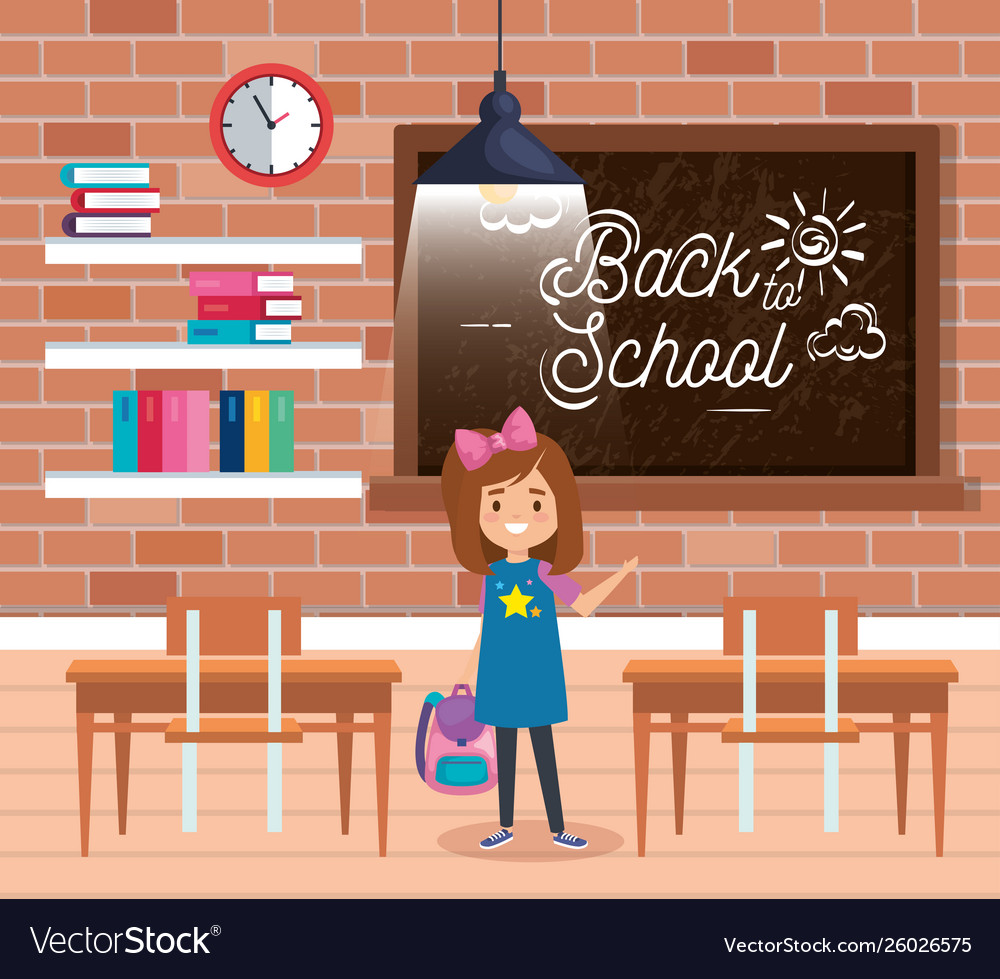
[454, 406, 538, 472]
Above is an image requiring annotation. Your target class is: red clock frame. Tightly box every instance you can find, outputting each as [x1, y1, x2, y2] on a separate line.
[209, 63, 334, 188]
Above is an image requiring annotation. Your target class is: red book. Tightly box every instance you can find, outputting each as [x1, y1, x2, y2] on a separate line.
[70, 188, 161, 213]
[137, 390, 163, 472]
[197, 295, 302, 320]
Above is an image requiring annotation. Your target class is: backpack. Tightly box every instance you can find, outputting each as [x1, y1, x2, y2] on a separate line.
[415, 684, 498, 795]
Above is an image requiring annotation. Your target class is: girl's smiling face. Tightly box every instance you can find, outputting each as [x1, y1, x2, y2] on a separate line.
[479, 467, 557, 556]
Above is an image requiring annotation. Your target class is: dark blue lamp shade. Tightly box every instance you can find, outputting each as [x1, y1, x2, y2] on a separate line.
[414, 71, 584, 186]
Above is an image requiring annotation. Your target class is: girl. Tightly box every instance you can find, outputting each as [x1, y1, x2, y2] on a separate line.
[441, 406, 637, 850]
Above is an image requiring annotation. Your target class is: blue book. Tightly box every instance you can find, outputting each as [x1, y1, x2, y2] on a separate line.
[268, 390, 294, 473]
[186, 320, 292, 345]
[112, 391, 138, 472]
[219, 390, 245, 473]
[59, 162, 150, 189]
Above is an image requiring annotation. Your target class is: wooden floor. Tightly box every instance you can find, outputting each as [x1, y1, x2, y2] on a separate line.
[1, 646, 998, 899]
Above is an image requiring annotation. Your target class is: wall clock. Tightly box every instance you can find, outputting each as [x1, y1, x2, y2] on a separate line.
[209, 63, 334, 187]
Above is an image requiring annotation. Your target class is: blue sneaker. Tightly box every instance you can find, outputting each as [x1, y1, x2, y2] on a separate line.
[480, 828, 513, 849]
[553, 831, 588, 849]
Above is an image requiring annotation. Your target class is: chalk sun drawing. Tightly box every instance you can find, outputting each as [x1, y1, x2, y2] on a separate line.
[761, 189, 866, 297]
[806, 302, 886, 363]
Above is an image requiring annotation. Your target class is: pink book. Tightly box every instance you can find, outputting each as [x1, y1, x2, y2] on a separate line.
[185, 390, 210, 472]
[197, 294, 302, 320]
[189, 270, 294, 297]
[161, 390, 188, 472]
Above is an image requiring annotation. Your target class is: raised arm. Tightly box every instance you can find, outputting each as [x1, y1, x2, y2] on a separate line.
[571, 557, 638, 618]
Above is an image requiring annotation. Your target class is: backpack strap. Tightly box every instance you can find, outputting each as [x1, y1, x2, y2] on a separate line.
[415, 692, 444, 782]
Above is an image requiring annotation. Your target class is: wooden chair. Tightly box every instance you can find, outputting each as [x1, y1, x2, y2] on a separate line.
[721, 597, 860, 833]
[163, 597, 304, 833]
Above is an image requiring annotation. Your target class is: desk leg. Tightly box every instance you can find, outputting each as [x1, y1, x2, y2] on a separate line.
[633, 711, 651, 857]
[114, 712, 131, 836]
[373, 712, 391, 857]
[930, 712, 948, 858]
[336, 712, 353, 836]
[76, 712, 95, 857]
[892, 712, 910, 836]
[671, 712, 689, 836]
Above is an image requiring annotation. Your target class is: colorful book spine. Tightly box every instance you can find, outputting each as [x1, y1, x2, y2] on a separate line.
[61, 213, 152, 237]
[186, 390, 210, 472]
[112, 391, 138, 473]
[137, 390, 163, 472]
[196, 295, 302, 320]
[70, 188, 161, 213]
[268, 391, 294, 473]
[161, 390, 188, 472]
[244, 390, 270, 473]
[188, 271, 294, 297]
[219, 390, 245, 473]
[186, 320, 292, 344]
[59, 162, 150, 188]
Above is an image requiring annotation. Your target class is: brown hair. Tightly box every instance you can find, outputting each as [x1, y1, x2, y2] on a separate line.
[441, 429, 583, 576]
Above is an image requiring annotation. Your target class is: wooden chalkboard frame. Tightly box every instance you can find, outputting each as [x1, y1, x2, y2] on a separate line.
[370, 124, 965, 513]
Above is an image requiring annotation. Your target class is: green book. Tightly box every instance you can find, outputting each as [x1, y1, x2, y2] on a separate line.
[268, 390, 294, 472]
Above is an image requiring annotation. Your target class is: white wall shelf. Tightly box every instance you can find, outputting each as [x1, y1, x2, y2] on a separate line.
[44, 237, 362, 265]
[44, 341, 362, 370]
[44, 471, 362, 499]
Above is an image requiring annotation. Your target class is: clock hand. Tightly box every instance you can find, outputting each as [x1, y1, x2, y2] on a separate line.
[252, 94, 276, 129]
[273, 112, 290, 124]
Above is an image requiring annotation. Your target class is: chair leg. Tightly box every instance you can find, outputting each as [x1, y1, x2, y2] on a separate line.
[823, 742, 839, 832]
[267, 742, 282, 832]
[738, 742, 754, 832]
[182, 742, 197, 832]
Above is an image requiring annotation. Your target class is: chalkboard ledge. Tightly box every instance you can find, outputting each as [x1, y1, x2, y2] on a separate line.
[368, 476, 968, 515]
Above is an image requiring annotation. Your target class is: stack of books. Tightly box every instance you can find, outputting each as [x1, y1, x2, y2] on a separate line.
[113, 390, 210, 473]
[60, 163, 158, 238]
[187, 270, 301, 345]
[220, 390, 295, 472]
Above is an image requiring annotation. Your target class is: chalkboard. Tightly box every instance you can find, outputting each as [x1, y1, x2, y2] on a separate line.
[393, 125, 940, 479]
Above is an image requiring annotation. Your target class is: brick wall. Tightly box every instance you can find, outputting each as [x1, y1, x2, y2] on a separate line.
[0, 0, 997, 616]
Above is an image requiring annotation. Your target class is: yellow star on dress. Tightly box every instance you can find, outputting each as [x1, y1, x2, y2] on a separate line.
[499, 584, 534, 618]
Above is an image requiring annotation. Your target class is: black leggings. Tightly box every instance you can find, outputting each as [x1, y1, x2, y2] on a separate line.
[496, 725, 564, 834]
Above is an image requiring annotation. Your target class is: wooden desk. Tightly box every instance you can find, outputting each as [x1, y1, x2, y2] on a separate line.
[622, 657, 959, 857]
[66, 658, 402, 857]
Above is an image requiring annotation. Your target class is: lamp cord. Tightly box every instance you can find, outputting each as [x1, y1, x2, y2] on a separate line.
[498, 0, 503, 71]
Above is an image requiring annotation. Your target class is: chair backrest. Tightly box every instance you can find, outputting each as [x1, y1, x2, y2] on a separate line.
[723, 597, 858, 656]
[166, 597, 302, 656]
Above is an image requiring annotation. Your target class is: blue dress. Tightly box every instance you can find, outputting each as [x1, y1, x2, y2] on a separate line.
[475, 557, 580, 729]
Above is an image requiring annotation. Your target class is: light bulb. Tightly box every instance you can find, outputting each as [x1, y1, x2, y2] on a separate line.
[479, 184, 518, 205]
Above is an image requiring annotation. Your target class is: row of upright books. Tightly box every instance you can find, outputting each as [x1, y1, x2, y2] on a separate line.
[187, 270, 302, 345]
[113, 390, 295, 473]
[60, 162, 159, 238]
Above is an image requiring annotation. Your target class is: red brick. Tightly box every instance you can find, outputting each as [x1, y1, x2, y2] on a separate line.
[550, 0, 635, 34]
[44, 531, 130, 565]
[0, 490, 83, 524]
[273, 498, 360, 524]
[319, 203, 393, 239]
[826, 82, 912, 116]
[318, 448, 393, 478]
[273, 163, 361, 200]
[505, 41, 594, 75]
[942, 407, 1000, 442]
[365, 327, 393, 361]
[0, 82, 84, 117]
[294, 407, 359, 443]
[411, 41, 496, 76]
[45, 122, 132, 160]
[965, 367, 1000, 403]
[0, 531, 38, 564]
[940, 204, 959, 239]
[43, 286, 130, 320]
[318, 286, 393, 322]
[690, 41, 773, 75]
[181, 499, 269, 524]
[0, 286, 39, 321]
[366, 81, 452, 116]
[134, 285, 190, 321]
[91, 0, 177, 33]
[920, 83, 1000, 117]
[643, 82, 729, 116]
[944, 244, 1000, 279]
[275, 0, 361, 33]
[404, 530, 454, 566]
[457, 0, 545, 34]
[642, 0, 729, 33]
[181, 0, 268, 33]
[779, 41, 867, 76]
[44, 40, 131, 75]
[0, 407, 83, 443]
[365, 244, 394, 280]
[0, 164, 64, 199]
[457, 81, 544, 116]
[966, 205, 1000, 241]
[136, 122, 213, 158]
[227, 531, 315, 566]
[90, 571, 177, 605]
[0, 244, 81, 281]
[734, 511, 822, 524]
[595, 530, 680, 565]
[0, 41, 38, 74]
[0, 572, 84, 606]
[366, 0, 453, 34]
[689, 530, 774, 566]
[273, 571, 360, 606]
[733, 0, 820, 34]
[0, 450, 39, 484]
[91, 82, 177, 117]
[642, 571, 728, 606]
[965, 287, 1000, 321]
[941, 163, 1000, 198]
[366, 570, 451, 605]
[318, 81, 361, 116]
[826, 0, 913, 34]
[919, 571, 999, 607]
[43, 369, 129, 402]
[179, 81, 219, 116]
[320, 41, 406, 75]
[965, 531, 1000, 565]
[966, 41, 1000, 76]
[826, 572, 913, 606]
[0, 327, 83, 363]
[594, 41, 681, 76]
[152, 204, 224, 237]
[135, 530, 222, 565]
[43, 448, 113, 471]
[920, 489, 1000, 525]
[0, 124, 39, 157]
[90, 500, 175, 527]
[320, 530, 406, 564]
[871, 531, 960, 566]
[919, 0, 1000, 33]
[0, 1, 85, 34]
[872, 41, 959, 76]
[734, 82, 820, 116]
[136, 42, 223, 75]
[942, 326, 1000, 360]
[180, 571, 268, 597]
[550, 82, 636, 116]
[964, 450, 1000, 482]
[733, 571, 821, 596]
[0, 367, 38, 402]
[227, 41, 315, 75]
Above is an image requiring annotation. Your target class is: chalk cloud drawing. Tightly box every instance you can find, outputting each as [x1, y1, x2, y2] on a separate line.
[806, 302, 886, 363]
[480, 187, 564, 235]
[762, 188, 866, 296]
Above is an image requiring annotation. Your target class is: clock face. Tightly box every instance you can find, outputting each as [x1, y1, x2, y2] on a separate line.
[210, 63, 334, 186]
